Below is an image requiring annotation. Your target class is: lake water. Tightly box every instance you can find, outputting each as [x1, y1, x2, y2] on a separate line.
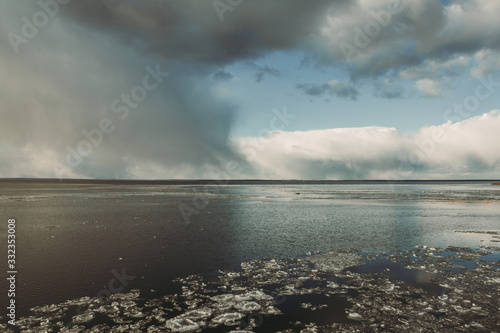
[0, 179, 499, 318]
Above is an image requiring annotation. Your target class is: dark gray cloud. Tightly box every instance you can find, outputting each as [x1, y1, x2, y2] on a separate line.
[296, 81, 359, 100]
[58, 0, 342, 65]
[252, 65, 281, 83]
[8, 1, 500, 79]
[213, 70, 234, 81]
[295, 83, 329, 96]
[59, 0, 453, 81]
[304, 0, 500, 83]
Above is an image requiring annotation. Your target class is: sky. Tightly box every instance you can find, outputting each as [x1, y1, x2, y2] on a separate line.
[1, 0, 500, 180]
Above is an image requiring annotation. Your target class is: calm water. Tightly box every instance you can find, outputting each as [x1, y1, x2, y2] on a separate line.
[0, 180, 499, 317]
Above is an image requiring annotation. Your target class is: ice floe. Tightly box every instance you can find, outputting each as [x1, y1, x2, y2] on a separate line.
[4, 245, 499, 332]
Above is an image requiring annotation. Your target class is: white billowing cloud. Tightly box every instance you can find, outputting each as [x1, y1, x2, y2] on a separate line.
[238, 126, 403, 179]
[418, 111, 500, 167]
[416, 78, 443, 98]
[237, 110, 500, 179]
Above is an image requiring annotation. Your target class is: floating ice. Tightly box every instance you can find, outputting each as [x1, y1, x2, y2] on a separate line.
[71, 311, 95, 324]
[165, 318, 200, 332]
[11, 247, 500, 332]
[307, 251, 365, 272]
[211, 294, 235, 303]
[234, 301, 261, 312]
[347, 312, 362, 321]
[181, 308, 212, 321]
[246, 290, 273, 301]
[211, 312, 244, 324]
[326, 281, 340, 289]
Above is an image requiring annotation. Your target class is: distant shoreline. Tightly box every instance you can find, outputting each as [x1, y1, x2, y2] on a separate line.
[1, 178, 500, 186]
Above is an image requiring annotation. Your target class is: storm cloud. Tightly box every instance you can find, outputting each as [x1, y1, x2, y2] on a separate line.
[1, 0, 500, 179]
[58, 0, 500, 75]
[0, 1, 245, 179]
[57, 0, 340, 65]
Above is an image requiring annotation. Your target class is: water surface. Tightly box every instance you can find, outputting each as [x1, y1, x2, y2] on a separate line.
[0, 179, 499, 317]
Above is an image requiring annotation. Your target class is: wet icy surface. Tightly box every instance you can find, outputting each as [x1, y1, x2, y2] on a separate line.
[2, 180, 500, 318]
[2, 180, 500, 331]
[2, 246, 498, 332]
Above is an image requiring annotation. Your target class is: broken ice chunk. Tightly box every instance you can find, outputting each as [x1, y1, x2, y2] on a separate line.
[234, 301, 261, 312]
[347, 312, 362, 321]
[165, 318, 201, 332]
[71, 311, 95, 324]
[212, 312, 244, 324]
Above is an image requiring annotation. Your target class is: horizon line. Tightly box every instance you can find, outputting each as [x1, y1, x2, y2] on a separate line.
[1, 178, 499, 183]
